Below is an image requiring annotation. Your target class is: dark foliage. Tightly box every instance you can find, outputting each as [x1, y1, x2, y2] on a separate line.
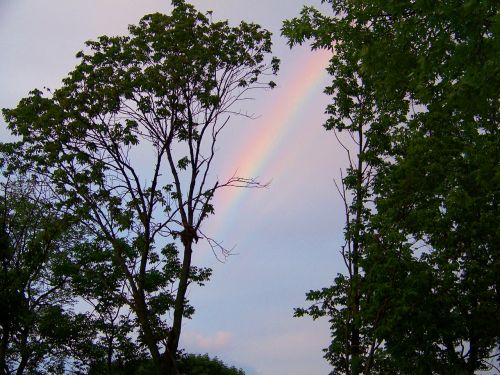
[284, 0, 499, 373]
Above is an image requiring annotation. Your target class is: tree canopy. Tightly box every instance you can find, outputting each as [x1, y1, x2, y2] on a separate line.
[284, 0, 499, 373]
[0, 172, 96, 374]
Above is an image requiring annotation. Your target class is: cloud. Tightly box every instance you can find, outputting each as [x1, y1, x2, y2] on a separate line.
[183, 330, 234, 351]
[181, 318, 331, 375]
[232, 315, 332, 375]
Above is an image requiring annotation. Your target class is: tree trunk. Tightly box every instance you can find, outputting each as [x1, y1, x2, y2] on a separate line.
[133, 293, 167, 374]
[15, 356, 28, 375]
[165, 228, 195, 375]
[350, 125, 364, 375]
[112, 240, 168, 374]
[15, 326, 30, 375]
[106, 334, 113, 372]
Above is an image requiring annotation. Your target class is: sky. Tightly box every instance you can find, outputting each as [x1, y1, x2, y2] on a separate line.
[0, 1, 348, 374]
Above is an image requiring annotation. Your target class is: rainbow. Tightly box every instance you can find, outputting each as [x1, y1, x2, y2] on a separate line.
[207, 48, 331, 241]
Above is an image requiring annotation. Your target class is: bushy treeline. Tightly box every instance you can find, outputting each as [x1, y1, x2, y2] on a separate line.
[88, 354, 244, 375]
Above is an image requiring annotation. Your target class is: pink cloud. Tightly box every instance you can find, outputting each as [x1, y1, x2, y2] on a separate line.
[183, 330, 234, 351]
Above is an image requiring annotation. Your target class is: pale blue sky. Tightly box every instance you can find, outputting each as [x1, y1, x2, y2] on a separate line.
[0, 1, 347, 374]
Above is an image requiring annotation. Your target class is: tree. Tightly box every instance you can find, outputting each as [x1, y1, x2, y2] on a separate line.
[176, 353, 245, 375]
[2, 1, 279, 373]
[88, 353, 245, 375]
[65, 239, 147, 372]
[283, 4, 398, 373]
[284, 0, 498, 373]
[0, 171, 92, 374]
[360, 1, 499, 371]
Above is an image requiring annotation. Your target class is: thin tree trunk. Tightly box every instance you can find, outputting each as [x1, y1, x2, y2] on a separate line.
[111, 239, 168, 374]
[351, 125, 364, 375]
[106, 334, 114, 372]
[165, 228, 195, 375]
[15, 326, 30, 375]
[15, 356, 28, 375]
[133, 291, 166, 374]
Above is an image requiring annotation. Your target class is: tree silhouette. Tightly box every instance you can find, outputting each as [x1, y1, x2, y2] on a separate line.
[2, 1, 278, 373]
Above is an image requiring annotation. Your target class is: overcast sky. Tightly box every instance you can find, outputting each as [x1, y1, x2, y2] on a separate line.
[0, 1, 349, 374]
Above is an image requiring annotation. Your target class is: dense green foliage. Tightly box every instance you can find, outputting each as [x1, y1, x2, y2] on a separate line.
[284, 0, 499, 374]
[87, 354, 244, 375]
[177, 354, 245, 375]
[0, 173, 94, 374]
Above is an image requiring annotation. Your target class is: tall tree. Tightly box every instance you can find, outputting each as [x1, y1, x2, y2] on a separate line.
[1, 1, 279, 373]
[284, 0, 498, 373]
[360, 1, 499, 371]
[283, 5, 399, 373]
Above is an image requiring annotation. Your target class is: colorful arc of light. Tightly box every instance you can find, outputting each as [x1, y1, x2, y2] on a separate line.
[208, 49, 331, 241]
